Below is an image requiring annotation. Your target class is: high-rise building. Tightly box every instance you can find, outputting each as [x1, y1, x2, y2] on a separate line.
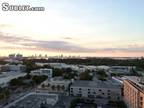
[9, 54, 15, 59]
[123, 76, 144, 108]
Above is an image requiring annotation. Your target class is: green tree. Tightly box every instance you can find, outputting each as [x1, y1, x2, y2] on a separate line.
[32, 75, 48, 84]
[79, 72, 92, 80]
[97, 70, 108, 81]
[70, 98, 80, 108]
[51, 85, 55, 90]
[53, 68, 63, 77]
[9, 78, 24, 86]
[61, 85, 65, 90]
[57, 85, 60, 91]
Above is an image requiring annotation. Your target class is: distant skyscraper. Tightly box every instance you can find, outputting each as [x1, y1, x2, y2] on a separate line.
[45, 54, 48, 58]
[9, 54, 15, 59]
[39, 54, 42, 58]
[8, 54, 23, 60]
[16, 54, 23, 60]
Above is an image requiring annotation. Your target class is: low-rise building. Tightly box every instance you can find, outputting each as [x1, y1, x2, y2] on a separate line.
[70, 80, 122, 101]
[0, 64, 26, 72]
[0, 72, 26, 87]
[5, 92, 59, 108]
[38, 77, 71, 92]
[109, 66, 134, 74]
[96, 65, 110, 71]
[30, 68, 53, 78]
[123, 76, 144, 108]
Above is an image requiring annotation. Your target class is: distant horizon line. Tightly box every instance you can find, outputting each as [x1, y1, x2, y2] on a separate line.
[0, 54, 143, 59]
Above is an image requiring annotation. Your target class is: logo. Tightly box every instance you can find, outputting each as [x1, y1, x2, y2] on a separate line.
[1, 2, 45, 11]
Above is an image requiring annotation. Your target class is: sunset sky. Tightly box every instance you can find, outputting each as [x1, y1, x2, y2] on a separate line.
[0, 0, 144, 57]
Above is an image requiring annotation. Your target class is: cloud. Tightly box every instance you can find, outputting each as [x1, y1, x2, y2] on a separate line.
[0, 32, 30, 42]
[0, 24, 13, 29]
[0, 32, 92, 52]
[101, 47, 144, 52]
[62, 37, 73, 40]
[0, 32, 144, 53]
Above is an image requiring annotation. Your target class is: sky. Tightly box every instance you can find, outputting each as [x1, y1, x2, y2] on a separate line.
[0, 0, 144, 57]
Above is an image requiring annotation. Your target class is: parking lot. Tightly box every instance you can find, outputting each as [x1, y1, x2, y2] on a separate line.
[4, 92, 65, 108]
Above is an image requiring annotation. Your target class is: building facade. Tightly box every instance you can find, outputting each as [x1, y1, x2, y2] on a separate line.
[123, 77, 144, 108]
[0, 64, 26, 72]
[38, 77, 71, 92]
[70, 80, 122, 101]
[30, 69, 53, 78]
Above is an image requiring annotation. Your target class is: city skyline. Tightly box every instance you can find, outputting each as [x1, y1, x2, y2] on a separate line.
[0, 0, 144, 57]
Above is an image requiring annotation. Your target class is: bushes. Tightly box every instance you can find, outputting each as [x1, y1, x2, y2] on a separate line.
[70, 98, 80, 108]
[0, 87, 10, 100]
[108, 101, 127, 108]
[9, 75, 48, 87]
[9, 78, 25, 86]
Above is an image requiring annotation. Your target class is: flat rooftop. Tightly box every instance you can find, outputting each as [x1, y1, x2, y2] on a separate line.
[124, 76, 144, 90]
[4, 92, 65, 108]
[71, 79, 121, 89]
[0, 72, 26, 85]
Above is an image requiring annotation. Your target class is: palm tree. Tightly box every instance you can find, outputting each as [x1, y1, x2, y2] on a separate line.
[61, 85, 65, 91]
[57, 85, 60, 91]
[41, 84, 45, 88]
[47, 83, 50, 87]
[51, 85, 55, 91]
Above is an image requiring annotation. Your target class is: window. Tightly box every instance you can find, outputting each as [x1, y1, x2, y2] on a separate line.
[77, 94, 82, 97]
[107, 90, 111, 92]
[79, 91, 82, 93]
[88, 95, 94, 98]
[108, 96, 111, 99]
[99, 89, 102, 91]
[107, 93, 110, 95]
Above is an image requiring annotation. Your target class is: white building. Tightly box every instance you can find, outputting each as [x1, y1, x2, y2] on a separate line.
[38, 77, 71, 92]
[30, 68, 53, 78]
[0, 64, 26, 72]
[0, 72, 26, 87]
[70, 80, 122, 101]
[96, 65, 110, 70]
[109, 66, 134, 74]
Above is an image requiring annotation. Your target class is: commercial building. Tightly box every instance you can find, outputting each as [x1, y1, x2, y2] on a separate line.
[123, 76, 144, 108]
[30, 68, 53, 78]
[70, 80, 122, 101]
